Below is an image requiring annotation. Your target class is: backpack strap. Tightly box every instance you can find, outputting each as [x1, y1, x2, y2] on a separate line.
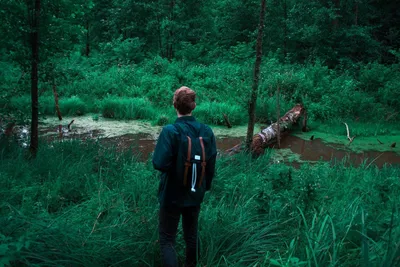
[174, 123, 192, 187]
[184, 136, 192, 187]
[198, 136, 206, 187]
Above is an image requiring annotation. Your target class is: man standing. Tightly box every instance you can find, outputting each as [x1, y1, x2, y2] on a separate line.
[152, 86, 217, 267]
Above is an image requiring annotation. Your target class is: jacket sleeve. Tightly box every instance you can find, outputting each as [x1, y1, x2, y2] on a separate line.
[206, 131, 217, 191]
[152, 126, 176, 173]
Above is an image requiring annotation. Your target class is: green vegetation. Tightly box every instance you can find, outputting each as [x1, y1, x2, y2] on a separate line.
[3, 58, 400, 128]
[1, 139, 399, 266]
[1, 0, 400, 266]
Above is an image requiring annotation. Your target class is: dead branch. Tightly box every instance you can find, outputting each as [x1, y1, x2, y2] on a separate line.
[68, 120, 75, 130]
[343, 122, 356, 145]
[302, 110, 308, 132]
[385, 112, 398, 122]
[377, 139, 383, 145]
[52, 83, 62, 121]
[223, 113, 232, 128]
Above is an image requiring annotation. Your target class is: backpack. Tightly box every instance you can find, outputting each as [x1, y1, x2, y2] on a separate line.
[173, 122, 213, 193]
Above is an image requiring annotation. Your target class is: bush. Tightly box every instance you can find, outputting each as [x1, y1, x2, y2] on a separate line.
[59, 96, 87, 116]
[100, 96, 157, 120]
[194, 101, 247, 126]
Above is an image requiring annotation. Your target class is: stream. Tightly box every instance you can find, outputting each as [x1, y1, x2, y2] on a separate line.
[2, 115, 400, 168]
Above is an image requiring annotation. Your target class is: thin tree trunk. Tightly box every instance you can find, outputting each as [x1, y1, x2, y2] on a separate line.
[332, 0, 340, 29]
[52, 81, 63, 138]
[86, 19, 90, 57]
[52, 82, 62, 121]
[30, 0, 41, 156]
[156, 13, 163, 57]
[276, 86, 281, 148]
[283, 0, 287, 58]
[167, 0, 175, 60]
[354, 2, 358, 26]
[245, 0, 267, 151]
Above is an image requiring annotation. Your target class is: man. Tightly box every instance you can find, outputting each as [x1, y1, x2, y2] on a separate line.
[152, 86, 217, 267]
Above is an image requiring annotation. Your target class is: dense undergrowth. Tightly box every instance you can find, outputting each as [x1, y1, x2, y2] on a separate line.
[1, 54, 400, 128]
[1, 137, 399, 266]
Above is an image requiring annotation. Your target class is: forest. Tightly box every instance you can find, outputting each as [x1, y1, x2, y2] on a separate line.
[1, 0, 400, 266]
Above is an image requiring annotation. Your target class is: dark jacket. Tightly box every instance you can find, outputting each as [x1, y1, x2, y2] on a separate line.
[152, 116, 217, 207]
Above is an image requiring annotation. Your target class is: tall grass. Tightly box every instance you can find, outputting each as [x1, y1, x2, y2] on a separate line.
[100, 96, 157, 120]
[1, 137, 399, 266]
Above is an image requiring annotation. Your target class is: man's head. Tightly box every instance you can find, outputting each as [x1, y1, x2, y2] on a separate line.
[173, 86, 196, 116]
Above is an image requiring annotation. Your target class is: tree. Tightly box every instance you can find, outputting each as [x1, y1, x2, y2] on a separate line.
[245, 0, 267, 151]
[29, 0, 41, 155]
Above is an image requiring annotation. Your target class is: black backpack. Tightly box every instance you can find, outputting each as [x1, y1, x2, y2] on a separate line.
[173, 122, 213, 193]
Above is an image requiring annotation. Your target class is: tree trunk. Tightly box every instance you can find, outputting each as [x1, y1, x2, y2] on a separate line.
[276, 86, 281, 148]
[227, 104, 307, 157]
[30, 0, 41, 156]
[354, 2, 358, 26]
[245, 0, 267, 151]
[52, 82, 62, 121]
[332, 0, 340, 29]
[166, 0, 175, 60]
[251, 104, 306, 156]
[283, 0, 287, 58]
[156, 13, 163, 57]
[85, 19, 90, 57]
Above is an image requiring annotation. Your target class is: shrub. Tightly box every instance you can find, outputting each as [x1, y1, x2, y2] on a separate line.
[100, 96, 156, 120]
[59, 96, 87, 116]
[194, 101, 247, 126]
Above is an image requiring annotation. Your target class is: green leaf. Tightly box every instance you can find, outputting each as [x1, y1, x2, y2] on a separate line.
[269, 259, 282, 266]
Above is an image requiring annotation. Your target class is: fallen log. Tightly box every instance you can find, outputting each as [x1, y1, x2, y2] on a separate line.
[226, 104, 307, 156]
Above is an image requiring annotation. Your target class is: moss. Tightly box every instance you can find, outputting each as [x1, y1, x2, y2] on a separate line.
[293, 130, 400, 155]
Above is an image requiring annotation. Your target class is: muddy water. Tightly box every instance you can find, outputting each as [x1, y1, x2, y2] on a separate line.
[99, 133, 244, 160]
[278, 135, 400, 168]
[93, 132, 400, 168]
[3, 122, 400, 168]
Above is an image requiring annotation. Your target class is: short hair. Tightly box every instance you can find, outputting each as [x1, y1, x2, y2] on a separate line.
[173, 86, 196, 115]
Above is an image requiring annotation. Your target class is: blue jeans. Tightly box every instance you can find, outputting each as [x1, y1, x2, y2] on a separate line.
[158, 205, 200, 267]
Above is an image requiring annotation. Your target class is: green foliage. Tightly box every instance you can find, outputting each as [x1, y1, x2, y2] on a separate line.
[4, 56, 400, 126]
[154, 113, 172, 126]
[59, 96, 87, 116]
[195, 102, 247, 126]
[100, 96, 156, 120]
[99, 36, 145, 64]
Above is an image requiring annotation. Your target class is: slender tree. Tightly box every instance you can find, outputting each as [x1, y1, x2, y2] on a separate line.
[283, 0, 287, 58]
[245, 0, 267, 151]
[29, 0, 41, 156]
[276, 85, 281, 149]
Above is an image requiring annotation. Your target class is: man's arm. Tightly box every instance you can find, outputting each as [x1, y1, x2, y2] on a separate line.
[152, 125, 175, 172]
